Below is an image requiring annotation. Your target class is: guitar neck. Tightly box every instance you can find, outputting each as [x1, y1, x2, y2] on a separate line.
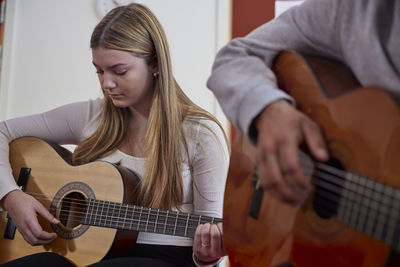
[310, 159, 400, 251]
[81, 198, 221, 238]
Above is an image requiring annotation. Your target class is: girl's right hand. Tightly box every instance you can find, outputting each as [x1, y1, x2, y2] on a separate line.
[1, 190, 60, 245]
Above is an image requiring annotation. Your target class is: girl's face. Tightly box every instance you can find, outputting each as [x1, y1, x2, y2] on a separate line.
[92, 47, 157, 113]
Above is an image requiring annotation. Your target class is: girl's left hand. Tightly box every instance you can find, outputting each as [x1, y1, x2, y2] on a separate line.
[193, 222, 226, 264]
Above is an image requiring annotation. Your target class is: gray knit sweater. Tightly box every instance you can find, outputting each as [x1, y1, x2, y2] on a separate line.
[207, 0, 400, 139]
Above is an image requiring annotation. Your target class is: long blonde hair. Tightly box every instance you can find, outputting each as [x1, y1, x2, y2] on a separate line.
[72, 3, 227, 209]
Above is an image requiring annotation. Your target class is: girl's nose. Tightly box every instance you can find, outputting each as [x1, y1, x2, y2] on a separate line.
[101, 73, 116, 90]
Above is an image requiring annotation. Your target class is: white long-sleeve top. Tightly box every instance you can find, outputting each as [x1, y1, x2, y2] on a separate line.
[0, 98, 229, 247]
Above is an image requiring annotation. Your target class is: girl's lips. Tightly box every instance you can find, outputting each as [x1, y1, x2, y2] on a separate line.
[109, 94, 124, 99]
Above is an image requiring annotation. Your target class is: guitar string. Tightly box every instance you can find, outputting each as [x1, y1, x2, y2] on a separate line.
[24, 163, 397, 228]
[24, 172, 398, 238]
[299, 155, 400, 239]
[18, 156, 398, 235]
[20, 196, 397, 244]
[24, 192, 221, 225]
[21, 193, 397, 245]
[45, 203, 210, 236]
[18, 192, 220, 233]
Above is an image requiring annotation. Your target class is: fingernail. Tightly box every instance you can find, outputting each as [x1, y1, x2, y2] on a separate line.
[317, 148, 327, 158]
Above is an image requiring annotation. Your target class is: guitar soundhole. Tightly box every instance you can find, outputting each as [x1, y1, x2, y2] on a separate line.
[59, 192, 86, 228]
[312, 158, 344, 219]
[50, 181, 95, 239]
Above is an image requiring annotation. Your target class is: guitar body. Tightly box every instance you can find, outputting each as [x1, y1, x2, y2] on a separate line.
[0, 137, 140, 266]
[223, 50, 400, 267]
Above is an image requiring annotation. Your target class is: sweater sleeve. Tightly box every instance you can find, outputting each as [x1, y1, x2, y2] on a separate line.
[191, 119, 229, 219]
[190, 119, 229, 267]
[207, 0, 343, 142]
[0, 98, 102, 206]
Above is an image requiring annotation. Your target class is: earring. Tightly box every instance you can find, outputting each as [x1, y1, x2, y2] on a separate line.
[153, 71, 159, 77]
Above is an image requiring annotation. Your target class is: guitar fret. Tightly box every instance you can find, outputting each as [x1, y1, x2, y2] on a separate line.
[390, 191, 400, 250]
[105, 201, 111, 227]
[337, 173, 350, 225]
[347, 176, 358, 230]
[128, 205, 135, 230]
[353, 176, 366, 232]
[184, 213, 190, 237]
[339, 174, 372, 233]
[145, 207, 151, 232]
[107, 201, 113, 228]
[163, 210, 169, 234]
[393, 190, 400, 251]
[137, 206, 143, 231]
[84, 198, 92, 225]
[349, 175, 364, 231]
[385, 187, 398, 245]
[100, 201, 111, 227]
[186, 214, 199, 238]
[356, 178, 370, 234]
[113, 202, 119, 229]
[362, 180, 374, 236]
[173, 211, 179, 235]
[93, 200, 99, 225]
[147, 208, 157, 232]
[123, 204, 128, 229]
[93, 200, 101, 226]
[365, 179, 378, 236]
[165, 210, 177, 235]
[379, 193, 391, 242]
[154, 209, 160, 233]
[193, 215, 201, 237]
[122, 204, 128, 229]
[100, 200, 107, 226]
[176, 212, 188, 236]
[373, 184, 385, 241]
[379, 185, 398, 245]
[103, 201, 109, 228]
[116, 203, 122, 229]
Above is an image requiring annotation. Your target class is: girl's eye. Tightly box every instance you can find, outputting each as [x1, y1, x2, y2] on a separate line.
[115, 71, 127, 76]
[96, 70, 103, 75]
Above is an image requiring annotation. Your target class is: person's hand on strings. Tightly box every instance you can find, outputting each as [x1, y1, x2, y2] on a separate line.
[1, 190, 59, 245]
[254, 99, 329, 206]
[193, 222, 226, 265]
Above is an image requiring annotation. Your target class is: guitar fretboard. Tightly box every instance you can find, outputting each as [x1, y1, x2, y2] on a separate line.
[311, 161, 400, 251]
[81, 198, 221, 238]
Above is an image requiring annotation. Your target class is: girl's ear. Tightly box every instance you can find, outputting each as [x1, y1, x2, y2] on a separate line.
[149, 55, 158, 75]
[151, 65, 158, 74]
[151, 65, 159, 78]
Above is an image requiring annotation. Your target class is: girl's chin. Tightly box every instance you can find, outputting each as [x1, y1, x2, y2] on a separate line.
[110, 99, 129, 108]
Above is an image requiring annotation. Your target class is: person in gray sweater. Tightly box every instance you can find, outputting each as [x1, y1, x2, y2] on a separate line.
[207, 0, 399, 206]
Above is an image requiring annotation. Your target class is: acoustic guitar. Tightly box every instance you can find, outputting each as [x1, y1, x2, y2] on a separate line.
[0, 136, 221, 266]
[223, 50, 400, 267]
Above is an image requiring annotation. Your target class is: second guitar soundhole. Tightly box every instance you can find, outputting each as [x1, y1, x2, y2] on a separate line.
[50, 181, 96, 239]
[312, 158, 345, 219]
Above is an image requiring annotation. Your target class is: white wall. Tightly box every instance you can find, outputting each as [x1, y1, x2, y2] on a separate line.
[275, 0, 304, 18]
[0, 0, 230, 132]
